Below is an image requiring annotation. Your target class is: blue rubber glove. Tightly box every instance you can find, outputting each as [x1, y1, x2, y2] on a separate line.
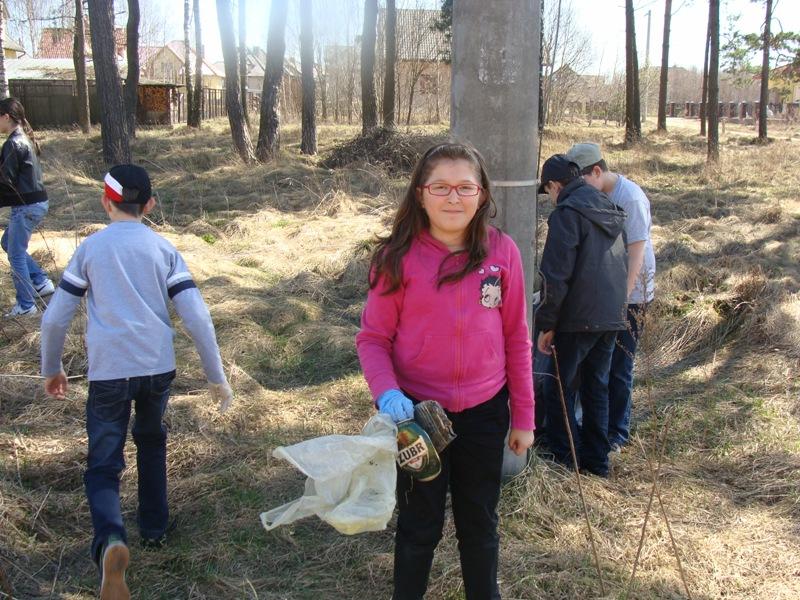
[377, 389, 415, 422]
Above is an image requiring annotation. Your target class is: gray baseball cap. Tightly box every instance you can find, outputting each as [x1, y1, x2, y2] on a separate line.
[566, 142, 603, 170]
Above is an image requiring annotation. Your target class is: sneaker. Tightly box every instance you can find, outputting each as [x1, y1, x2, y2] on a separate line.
[100, 535, 130, 600]
[610, 442, 623, 455]
[34, 278, 55, 296]
[4, 303, 38, 317]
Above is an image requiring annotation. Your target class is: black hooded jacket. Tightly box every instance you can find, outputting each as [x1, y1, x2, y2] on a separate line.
[536, 177, 628, 332]
[0, 128, 48, 207]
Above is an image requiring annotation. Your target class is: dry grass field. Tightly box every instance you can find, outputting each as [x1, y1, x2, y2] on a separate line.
[0, 117, 798, 599]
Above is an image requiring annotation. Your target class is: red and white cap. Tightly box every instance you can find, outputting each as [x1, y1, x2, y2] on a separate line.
[104, 172, 124, 203]
[103, 164, 152, 204]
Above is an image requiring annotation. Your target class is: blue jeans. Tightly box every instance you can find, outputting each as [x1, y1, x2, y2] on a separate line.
[608, 304, 647, 447]
[532, 326, 552, 443]
[545, 331, 617, 476]
[85, 370, 175, 562]
[1, 201, 49, 310]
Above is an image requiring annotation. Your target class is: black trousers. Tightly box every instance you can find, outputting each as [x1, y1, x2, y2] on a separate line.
[393, 388, 510, 600]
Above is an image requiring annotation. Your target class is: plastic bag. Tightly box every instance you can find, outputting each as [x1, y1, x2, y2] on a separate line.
[260, 413, 398, 535]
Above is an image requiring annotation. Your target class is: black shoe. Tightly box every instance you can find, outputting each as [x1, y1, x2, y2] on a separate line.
[141, 519, 176, 550]
[579, 466, 609, 479]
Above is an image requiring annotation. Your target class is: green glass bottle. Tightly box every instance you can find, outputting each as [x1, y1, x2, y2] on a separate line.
[396, 419, 442, 482]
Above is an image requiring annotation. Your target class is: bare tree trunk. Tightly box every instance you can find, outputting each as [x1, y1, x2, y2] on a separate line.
[23, 0, 37, 57]
[239, 0, 249, 125]
[758, 0, 772, 141]
[707, 0, 719, 162]
[0, 0, 7, 99]
[538, 0, 545, 136]
[317, 46, 328, 121]
[382, 0, 396, 130]
[183, 0, 195, 125]
[73, 0, 90, 132]
[625, 0, 642, 143]
[406, 67, 424, 126]
[656, 0, 672, 132]
[347, 53, 355, 124]
[542, 0, 563, 128]
[360, 0, 378, 135]
[434, 66, 441, 122]
[700, 18, 710, 137]
[125, 0, 140, 137]
[299, 0, 316, 154]
[190, 0, 203, 127]
[215, 0, 255, 162]
[334, 72, 340, 122]
[87, 0, 131, 164]
[256, 0, 288, 161]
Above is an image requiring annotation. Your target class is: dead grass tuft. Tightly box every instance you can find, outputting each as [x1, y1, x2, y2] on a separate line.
[755, 205, 783, 224]
[321, 126, 447, 174]
[764, 292, 800, 358]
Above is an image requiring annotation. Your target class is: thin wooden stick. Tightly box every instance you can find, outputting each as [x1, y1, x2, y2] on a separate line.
[635, 299, 692, 598]
[624, 411, 673, 598]
[0, 374, 83, 381]
[551, 345, 606, 596]
[48, 545, 64, 599]
[637, 433, 693, 599]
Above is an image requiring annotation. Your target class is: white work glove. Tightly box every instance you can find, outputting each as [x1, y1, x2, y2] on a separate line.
[209, 381, 234, 414]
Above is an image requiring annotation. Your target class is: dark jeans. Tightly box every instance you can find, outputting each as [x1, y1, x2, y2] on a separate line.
[608, 304, 647, 447]
[85, 370, 175, 562]
[545, 331, 616, 476]
[393, 388, 509, 600]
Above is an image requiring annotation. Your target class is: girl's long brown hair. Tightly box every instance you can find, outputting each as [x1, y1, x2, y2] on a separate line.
[0, 97, 40, 155]
[369, 142, 496, 293]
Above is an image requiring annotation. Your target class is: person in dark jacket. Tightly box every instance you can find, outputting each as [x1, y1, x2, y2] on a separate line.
[0, 97, 53, 317]
[535, 154, 627, 477]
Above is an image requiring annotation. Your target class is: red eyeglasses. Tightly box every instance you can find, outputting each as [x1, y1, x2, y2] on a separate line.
[420, 183, 483, 197]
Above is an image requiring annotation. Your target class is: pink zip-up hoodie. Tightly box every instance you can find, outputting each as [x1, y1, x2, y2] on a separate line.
[356, 227, 534, 430]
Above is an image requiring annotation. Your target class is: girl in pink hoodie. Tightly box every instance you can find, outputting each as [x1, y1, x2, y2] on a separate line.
[356, 142, 534, 599]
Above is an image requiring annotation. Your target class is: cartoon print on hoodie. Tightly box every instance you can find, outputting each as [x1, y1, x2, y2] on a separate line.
[480, 273, 502, 308]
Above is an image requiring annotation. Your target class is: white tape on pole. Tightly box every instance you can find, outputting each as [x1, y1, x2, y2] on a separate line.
[492, 179, 539, 188]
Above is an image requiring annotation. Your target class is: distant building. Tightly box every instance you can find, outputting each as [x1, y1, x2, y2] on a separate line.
[377, 7, 450, 124]
[143, 40, 225, 89]
[36, 26, 126, 59]
[3, 31, 25, 59]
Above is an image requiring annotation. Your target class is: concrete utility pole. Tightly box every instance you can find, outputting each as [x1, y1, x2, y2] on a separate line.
[451, 0, 540, 478]
[644, 9, 651, 121]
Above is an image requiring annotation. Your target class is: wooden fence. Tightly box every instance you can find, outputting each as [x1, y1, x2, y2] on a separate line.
[9, 80, 264, 128]
[9, 79, 102, 128]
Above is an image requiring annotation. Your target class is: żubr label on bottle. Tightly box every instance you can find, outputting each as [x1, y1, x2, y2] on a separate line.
[396, 420, 441, 481]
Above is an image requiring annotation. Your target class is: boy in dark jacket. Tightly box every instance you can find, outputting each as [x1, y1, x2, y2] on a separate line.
[536, 154, 627, 476]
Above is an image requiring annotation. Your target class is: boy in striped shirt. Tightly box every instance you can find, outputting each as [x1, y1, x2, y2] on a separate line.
[40, 164, 232, 600]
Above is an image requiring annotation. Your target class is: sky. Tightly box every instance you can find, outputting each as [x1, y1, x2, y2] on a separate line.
[159, 0, 800, 73]
[574, 0, 800, 74]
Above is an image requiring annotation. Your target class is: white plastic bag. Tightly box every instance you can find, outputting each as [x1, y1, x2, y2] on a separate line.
[260, 413, 398, 535]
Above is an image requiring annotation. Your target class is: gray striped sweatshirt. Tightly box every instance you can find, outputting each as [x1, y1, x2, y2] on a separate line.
[41, 221, 225, 383]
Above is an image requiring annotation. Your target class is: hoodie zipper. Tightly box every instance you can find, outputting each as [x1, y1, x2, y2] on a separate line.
[454, 275, 463, 410]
